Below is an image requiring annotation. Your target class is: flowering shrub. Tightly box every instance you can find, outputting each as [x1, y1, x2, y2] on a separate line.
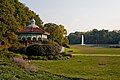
[12, 57, 37, 72]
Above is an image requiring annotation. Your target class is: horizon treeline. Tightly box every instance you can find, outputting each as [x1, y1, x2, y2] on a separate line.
[68, 29, 120, 44]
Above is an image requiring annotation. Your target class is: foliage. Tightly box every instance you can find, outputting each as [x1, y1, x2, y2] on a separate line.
[8, 43, 26, 54]
[0, 0, 69, 47]
[12, 57, 37, 72]
[26, 44, 61, 56]
[44, 23, 68, 46]
[68, 29, 120, 44]
[0, 51, 69, 80]
[0, 0, 43, 45]
[26, 44, 61, 60]
[26, 43, 72, 60]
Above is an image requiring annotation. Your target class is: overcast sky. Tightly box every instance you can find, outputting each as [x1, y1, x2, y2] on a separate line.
[20, 0, 120, 34]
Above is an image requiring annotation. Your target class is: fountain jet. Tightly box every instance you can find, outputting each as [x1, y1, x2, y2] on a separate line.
[81, 35, 85, 46]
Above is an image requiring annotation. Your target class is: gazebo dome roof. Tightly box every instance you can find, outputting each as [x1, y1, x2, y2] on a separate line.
[27, 24, 39, 28]
[18, 19, 50, 35]
[27, 19, 39, 28]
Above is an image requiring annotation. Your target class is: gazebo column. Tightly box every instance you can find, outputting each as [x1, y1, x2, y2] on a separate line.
[41, 35, 43, 41]
[36, 34, 38, 41]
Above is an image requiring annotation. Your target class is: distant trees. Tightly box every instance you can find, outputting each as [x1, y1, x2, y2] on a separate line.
[68, 29, 120, 44]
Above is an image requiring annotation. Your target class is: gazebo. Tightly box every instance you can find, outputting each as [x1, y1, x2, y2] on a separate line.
[18, 19, 50, 44]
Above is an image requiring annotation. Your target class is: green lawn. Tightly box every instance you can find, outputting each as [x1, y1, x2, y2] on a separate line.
[0, 51, 67, 80]
[66, 45, 120, 54]
[1, 45, 120, 80]
[32, 56, 120, 80]
[32, 45, 120, 80]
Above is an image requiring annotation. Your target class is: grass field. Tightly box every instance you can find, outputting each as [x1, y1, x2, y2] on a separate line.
[0, 51, 67, 80]
[66, 45, 120, 55]
[32, 45, 120, 80]
[1, 45, 120, 80]
[32, 56, 120, 80]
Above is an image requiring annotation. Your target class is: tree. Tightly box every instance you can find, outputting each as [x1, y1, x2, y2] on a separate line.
[44, 23, 68, 45]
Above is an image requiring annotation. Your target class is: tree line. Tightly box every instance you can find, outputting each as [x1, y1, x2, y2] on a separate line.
[68, 29, 120, 44]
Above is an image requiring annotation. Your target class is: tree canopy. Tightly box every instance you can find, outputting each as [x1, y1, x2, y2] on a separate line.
[44, 23, 68, 46]
[68, 29, 120, 44]
[0, 0, 43, 44]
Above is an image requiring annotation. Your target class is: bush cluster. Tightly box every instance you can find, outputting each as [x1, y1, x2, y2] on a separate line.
[8, 43, 26, 54]
[26, 43, 72, 60]
[26, 44, 60, 56]
[8, 41, 72, 60]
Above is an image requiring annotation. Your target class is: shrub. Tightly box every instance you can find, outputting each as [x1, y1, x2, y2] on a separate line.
[18, 46, 26, 54]
[26, 44, 45, 56]
[54, 54, 63, 60]
[61, 52, 73, 58]
[25, 41, 72, 60]
[12, 57, 37, 72]
[8, 43, 26, 54]
[47, 55, 54, 60]
[47, 40, 61, 53]
[1, 51, 22, 59]
[26, 44, 61, 56]
[62, 43, 70, 48]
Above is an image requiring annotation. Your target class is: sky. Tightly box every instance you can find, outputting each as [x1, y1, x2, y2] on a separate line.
[20, 0, 120, 34]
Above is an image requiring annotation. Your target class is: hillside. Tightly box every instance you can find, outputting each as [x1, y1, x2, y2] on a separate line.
[0, 0, 43, 45]
[0, 0, 71, 80]
[0, 50, 69, 80]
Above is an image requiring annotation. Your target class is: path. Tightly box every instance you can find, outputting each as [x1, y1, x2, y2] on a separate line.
[72, 54, 120, 57]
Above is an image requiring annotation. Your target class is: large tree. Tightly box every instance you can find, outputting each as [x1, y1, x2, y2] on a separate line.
[44, 23, 68, 45]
